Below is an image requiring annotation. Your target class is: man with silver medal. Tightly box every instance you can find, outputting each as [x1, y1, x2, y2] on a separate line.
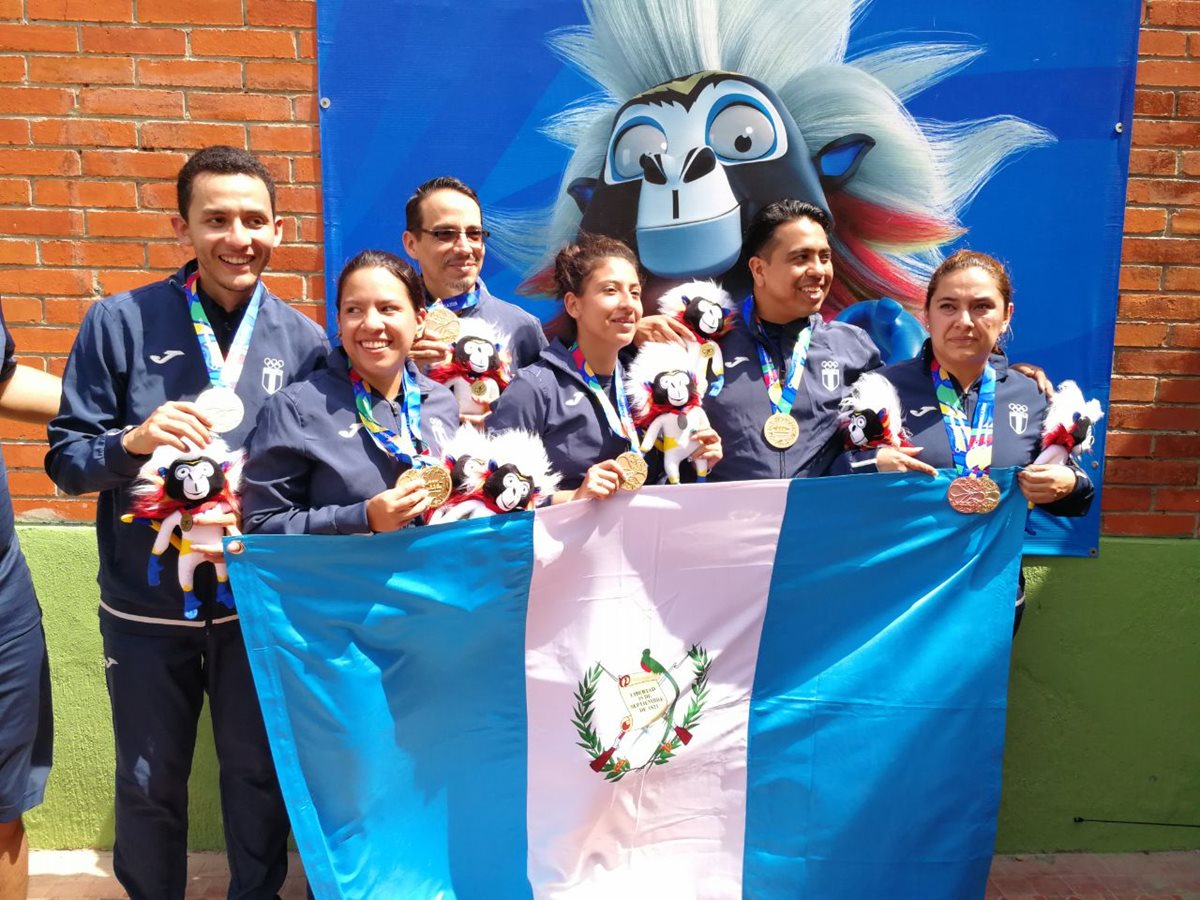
[46, 146, 329, 900]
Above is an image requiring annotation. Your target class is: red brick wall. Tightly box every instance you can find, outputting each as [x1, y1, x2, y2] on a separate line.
[0, 1, 1196, 537]
[1110, 0, 1200, 537]
[0, 0, 321, 522]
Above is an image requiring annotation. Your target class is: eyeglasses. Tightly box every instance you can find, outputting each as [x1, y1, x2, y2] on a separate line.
[418, 227, 490, 245]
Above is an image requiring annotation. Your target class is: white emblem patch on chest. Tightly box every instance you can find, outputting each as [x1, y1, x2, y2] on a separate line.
[820, 359, 841, 391]
[1008, 402, 1029, 435]
[262, 358, 285, 394]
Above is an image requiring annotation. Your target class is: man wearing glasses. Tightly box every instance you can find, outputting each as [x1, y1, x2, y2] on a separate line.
[402, 176, 546, 372]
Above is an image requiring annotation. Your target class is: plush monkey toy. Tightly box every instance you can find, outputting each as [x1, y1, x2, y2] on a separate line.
[838, 372, 910, 450]
[627, 342, 712, 484]
[126, 438, 242, 620]
[1034, 380, 1104, 465]
[428, 427, 560, 524]
[656, 280, 736, 398]
[427, 318, 512, 417]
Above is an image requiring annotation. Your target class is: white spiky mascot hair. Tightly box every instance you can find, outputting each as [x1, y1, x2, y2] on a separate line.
[657, 280, 737, 335]
[625, 341, 698, 424]
[439, 422, 493, 490]
[486, 429, 561, 499]
[129, 437, 244, 519]
[838, 372, 908, 448]
[1037, 380, 1104, 461]
[490, 0, 1053, 312]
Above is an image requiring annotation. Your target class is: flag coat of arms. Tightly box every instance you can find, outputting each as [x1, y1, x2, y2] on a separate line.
[228, 471, 1027, 899]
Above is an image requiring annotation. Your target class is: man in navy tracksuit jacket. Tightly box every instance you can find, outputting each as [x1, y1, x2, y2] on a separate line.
[402, 176, 547, 373]
[45, 147, 328, 900]
[701, 199, 881, 482]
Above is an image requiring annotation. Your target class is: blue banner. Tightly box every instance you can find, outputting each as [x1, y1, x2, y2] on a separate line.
[315, 0, 1138, 556]
[229, 473, 1027, 898]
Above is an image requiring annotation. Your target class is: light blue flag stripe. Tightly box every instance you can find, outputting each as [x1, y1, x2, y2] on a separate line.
[229, 514, 538, 900]
[744, 468, 1026, 898]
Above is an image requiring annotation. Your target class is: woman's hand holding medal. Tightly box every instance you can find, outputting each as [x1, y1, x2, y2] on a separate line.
[366, 476, 433, 532]
[570, 459, 627, 502]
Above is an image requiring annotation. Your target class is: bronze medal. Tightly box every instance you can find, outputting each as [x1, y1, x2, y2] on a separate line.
[947, 475, 1001, 514]
[699, 342, 715, 359]
[180, 511, 193, 531]
[424, 305, 461, 343]
[615, 451, 647, 491]
[470, 379, 490, 400]
[763, 412, 799, 449]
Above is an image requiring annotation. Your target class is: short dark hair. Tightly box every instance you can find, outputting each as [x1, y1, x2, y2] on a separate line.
[404, 176, 480, 232]
[176, 146, 276, 220]
[743, 199, 832, 261]
[335, 249, 427, 313]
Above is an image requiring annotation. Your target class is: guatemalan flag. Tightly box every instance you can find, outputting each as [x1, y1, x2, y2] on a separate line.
[227, 471, 1028, 899]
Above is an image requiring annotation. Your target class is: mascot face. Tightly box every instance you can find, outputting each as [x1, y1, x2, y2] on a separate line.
[652, 369, 695, 408]
[455, 336, 498, 375]
[165, 457, 224, 505]
[571, 70, 871, 283]
[484, 464, 533, 513]
[847, 409, 884, 447]
[683, 295, 724, 336]
[450, 454, 488, 489]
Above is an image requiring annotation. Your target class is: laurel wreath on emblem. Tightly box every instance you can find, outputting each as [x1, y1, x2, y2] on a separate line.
[572, 644, 711, 782]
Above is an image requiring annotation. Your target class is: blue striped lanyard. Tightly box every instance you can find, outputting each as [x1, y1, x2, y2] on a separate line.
[930, 358, 996, 476]
[435, 284, 480, 314]
[184, 271, 264, 389]
[741, 297, 813, 416]
[348, 360, 426, 466]
[568, 342, 639, 453]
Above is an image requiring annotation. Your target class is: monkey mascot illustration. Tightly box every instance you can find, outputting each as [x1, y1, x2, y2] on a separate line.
[1033, 381, 1104, 466]
[838, 372, 910, 450]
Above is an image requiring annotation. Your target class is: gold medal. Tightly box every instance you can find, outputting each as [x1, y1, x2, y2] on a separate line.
[424, 305, 460, 343]
[397, 463, 454, 509]
[699, 342, 715, 359]
[614, 451, 647, 491]
[947, 475, 1001, 514]
[470, 379, 490, 400]
[763, 412, 799, 449]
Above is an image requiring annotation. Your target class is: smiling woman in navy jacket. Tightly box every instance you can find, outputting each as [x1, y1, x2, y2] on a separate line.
[837, 249, 1093, 629]
[488, 236, 721, 503]
[241, 250, 460, 535]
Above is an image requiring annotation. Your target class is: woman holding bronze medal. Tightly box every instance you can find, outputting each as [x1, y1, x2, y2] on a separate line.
[838, 250, 1093, 628]
[488, 236, 722, 503]
[241, 250, 460, 534]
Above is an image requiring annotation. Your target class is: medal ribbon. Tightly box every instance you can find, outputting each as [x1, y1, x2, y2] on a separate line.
[434, 284, 481, 315]
[568, 342, 640, 454]
[348, 359, 429, 467]
[741, 296, 813, 415]
[183, 271, 264, 390]
[930, 358, 996, 476]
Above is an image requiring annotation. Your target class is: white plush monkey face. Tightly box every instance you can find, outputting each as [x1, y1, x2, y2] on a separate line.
[496, 471, 532, 512]
[848, 413, 869, 446]
[462, 337, 495, 374]
[696, 299, 723, 335]
[170, 459, 220, 502]
[658, 370, 692, 407]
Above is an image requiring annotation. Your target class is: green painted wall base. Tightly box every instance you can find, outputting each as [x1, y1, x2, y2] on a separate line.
[15, 526, 1200, 853]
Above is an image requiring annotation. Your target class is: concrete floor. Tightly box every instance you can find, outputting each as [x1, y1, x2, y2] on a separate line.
[26, 848, 1200, 899]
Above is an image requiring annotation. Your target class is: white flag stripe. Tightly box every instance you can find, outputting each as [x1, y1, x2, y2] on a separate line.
[525, 482, 790, 899]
